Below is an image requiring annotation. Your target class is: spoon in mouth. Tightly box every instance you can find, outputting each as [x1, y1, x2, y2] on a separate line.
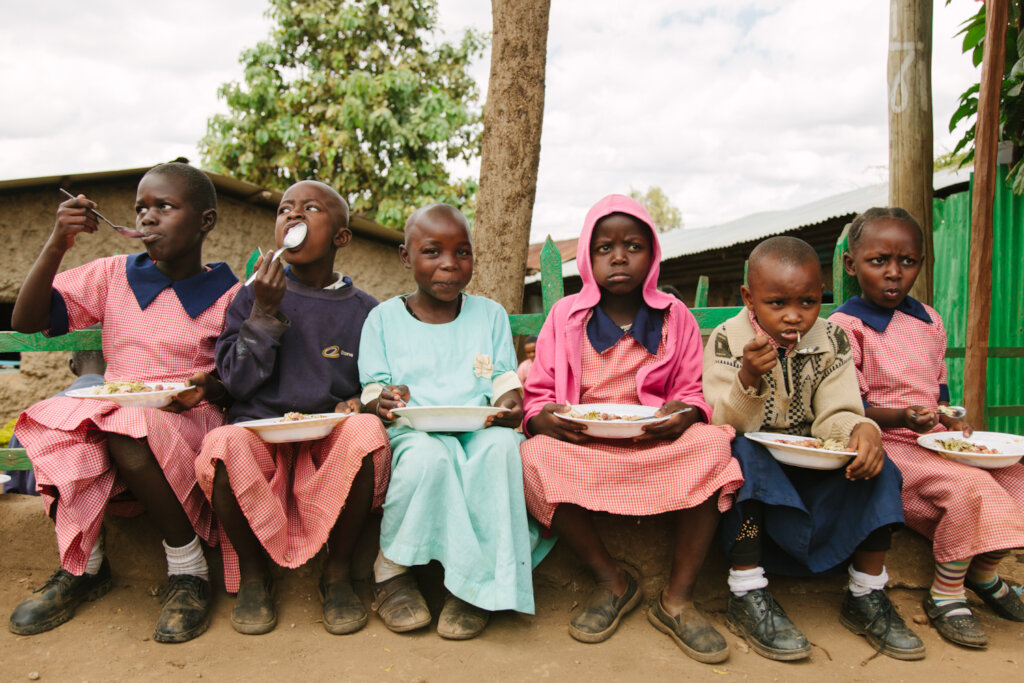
[244, 223, 308, 286]
[59, 188, 144, 238]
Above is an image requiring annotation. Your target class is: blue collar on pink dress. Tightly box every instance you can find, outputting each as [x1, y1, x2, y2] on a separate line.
[833, 295, 931, 333]
[126, 253, 238, 318]
[586, 303, 663, 355]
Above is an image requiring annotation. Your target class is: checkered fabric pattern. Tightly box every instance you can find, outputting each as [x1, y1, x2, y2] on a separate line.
[196, 415, 391, 593]
[521, 323, 740, 527]
[832, 307, 1024, 561]
[13, 255, 239, 575]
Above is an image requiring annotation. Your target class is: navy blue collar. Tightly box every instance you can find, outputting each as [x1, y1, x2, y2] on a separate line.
[284, 266, 351, 290]
[833, 295, 931, 332]
[125, 253, 237, 318]
[587, 303, 663, 355]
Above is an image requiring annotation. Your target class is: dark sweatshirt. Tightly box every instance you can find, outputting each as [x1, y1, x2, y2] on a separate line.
[216, 271, 378, 423]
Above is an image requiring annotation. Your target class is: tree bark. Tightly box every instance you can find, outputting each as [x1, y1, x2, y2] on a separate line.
[887, 0, 934, 304]
[964, 0, 1008, 430]
[468, 0, 551, 315]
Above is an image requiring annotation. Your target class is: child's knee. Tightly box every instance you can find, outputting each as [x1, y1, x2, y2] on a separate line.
[211, 460, 233, 497]
[105, 433, 156, 474]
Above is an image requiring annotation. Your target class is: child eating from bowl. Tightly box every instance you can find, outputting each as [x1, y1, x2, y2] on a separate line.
[702, 235, 922, 661]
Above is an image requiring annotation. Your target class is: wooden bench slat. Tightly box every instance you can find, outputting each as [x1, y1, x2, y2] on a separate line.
[0, 329, 103, 353]
[0, 448, 31, 470]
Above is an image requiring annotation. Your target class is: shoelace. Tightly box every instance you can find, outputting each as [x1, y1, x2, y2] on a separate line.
[860, 591, 895, 653]
[751, 590, 786, 639]
[162, 575, 203, 604]
[35, 568, 75, 594]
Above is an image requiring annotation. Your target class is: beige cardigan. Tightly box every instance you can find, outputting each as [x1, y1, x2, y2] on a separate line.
[702, 310, 879, 441]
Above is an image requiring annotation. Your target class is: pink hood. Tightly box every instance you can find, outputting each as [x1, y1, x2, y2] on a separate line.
[523, 194, 713, 433]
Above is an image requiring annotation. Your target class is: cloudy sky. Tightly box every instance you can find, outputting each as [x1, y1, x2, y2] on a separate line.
[1, 1, 979, 241]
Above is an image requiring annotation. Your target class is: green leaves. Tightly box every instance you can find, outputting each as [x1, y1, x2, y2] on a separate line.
[200, 0, 485, 227]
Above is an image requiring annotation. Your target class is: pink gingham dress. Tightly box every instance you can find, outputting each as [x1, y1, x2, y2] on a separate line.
[14, 255, 239, 574]
[520, 320, 741, 527]
[832, 304, 1024, 562]
[196, 417, 390, 593]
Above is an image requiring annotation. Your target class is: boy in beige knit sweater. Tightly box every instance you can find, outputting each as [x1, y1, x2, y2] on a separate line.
[701, 236, 922, 663]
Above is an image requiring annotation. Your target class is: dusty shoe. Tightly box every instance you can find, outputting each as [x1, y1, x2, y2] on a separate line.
[840, 590, 925, 660]
[371, 573, 430, 633]
[437, 595, 490, 640]
[922, 596, 987, 648]
[320, 577, 368, 635]
[153, 574, 211, 643]
[648, 595, 729, 664]
[965, 577, 1024, 622]
[568, 569, 641, 643]
[231, 577, 276, 635]
[725, 589, 811, 661]
[9, 559, 113, 635]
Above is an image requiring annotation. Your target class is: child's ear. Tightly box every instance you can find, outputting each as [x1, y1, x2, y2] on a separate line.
[200, 208, 217, 234]
[842, 252, 856, 277]
[740, 285, 754, 310]
[334, 227, 352, 249]
[398, 244, 412, 269]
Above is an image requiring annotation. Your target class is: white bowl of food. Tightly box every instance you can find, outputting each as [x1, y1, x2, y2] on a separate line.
[744, 432, 856, 470]
[236, 412, 350, 443]
[66, 381, 191, 409]
[917, 431, 1024, 469]
[392, 405, 504, 432]
[554, 403, 677, 439]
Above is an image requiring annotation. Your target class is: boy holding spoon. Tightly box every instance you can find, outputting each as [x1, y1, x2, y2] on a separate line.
[195, 180, 390, 636]
[703, 235, 920, 662]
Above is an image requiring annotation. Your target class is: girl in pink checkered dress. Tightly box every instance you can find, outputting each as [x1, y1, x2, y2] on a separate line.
[831, 207, 1024, 649]
[8, 163, 240, 644]
[520, 194, 742, 664]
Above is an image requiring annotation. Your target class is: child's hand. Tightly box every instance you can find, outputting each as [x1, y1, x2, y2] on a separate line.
[251, 250, 287, 317]
[487, 391, 524, 429]
[940, 414, 974, 437]
[163, 372, 225, 413]
[335, 398, 362, 414]
[739, 334, 776, 390]
[845, 422, 885, 481]
[903, 406, 938, 433]
[527, 403, 589, 443]
[50, 195, 99, 252]
[634, 401, 699, 442]
[373, 385, 409, 421]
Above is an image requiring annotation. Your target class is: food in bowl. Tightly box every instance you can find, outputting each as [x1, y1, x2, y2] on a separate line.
[92, 381, 165, 395]
[564, 406, 647, 421]
[282, 412, 313, 422]
[934, 437, 1000, 454]
[787, 437, 854, 453]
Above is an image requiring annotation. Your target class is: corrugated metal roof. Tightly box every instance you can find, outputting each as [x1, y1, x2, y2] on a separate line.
[528, 167, 972, 284]
[0, 166, 404, 245]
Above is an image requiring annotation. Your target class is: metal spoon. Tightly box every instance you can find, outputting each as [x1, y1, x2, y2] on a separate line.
[937, 405, 967, 418]
[59, 188, 144, 238]
[244, 223, 308, 286]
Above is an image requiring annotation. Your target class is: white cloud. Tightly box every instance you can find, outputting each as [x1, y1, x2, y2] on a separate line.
[0, 0, 983, 242]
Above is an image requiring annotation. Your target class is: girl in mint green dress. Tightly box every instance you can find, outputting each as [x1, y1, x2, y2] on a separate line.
[358, 204, 552, 640]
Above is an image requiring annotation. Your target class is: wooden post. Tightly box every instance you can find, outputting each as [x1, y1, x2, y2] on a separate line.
[887, 0, 934, 304]
[964, 0, 1008, 430]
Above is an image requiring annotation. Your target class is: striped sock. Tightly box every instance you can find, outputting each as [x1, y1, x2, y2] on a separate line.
[967, 550, 1011, 596]
[931, 559, 971, 617]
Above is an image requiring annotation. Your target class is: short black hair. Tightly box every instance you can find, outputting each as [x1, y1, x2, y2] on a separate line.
[848, 207, 923, 252]
[404, 203, 471, 246]
[143, 161, 217, 212]
[748, 235, 820, 278]
[524, 335, 538, 344]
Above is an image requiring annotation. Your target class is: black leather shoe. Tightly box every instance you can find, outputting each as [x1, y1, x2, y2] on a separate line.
[840, 590, 925, 660]
[965, 577, 1024, 622]
[9, 559, 113, 635]
[153, 575, 211, 643]
[725, 589, 811, 661]
[320, 577, 368, 635]
[231, 577, 276, 635]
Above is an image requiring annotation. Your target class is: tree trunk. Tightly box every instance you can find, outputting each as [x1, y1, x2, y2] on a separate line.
[964, 0, 1008, 429]
[468, 0, 551, 315]
[887, 0, 934, 304]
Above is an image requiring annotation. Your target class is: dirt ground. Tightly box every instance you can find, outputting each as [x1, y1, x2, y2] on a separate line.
[2, 494, 1024, 683]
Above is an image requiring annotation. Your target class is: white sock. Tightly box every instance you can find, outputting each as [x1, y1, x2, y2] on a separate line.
[728, 566, 769, 597]
[848, 565, 889, 597]
[373, 549, 409, 583]
[163, 536, 208, 580]
[84, 536, 104, 575]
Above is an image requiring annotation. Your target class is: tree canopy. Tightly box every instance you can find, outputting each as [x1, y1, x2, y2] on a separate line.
[628, 186, 683, 231]
[200, 0, 485, 227]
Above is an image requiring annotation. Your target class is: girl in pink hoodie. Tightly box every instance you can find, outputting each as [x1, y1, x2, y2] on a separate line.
[521, 194, 742, 664]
